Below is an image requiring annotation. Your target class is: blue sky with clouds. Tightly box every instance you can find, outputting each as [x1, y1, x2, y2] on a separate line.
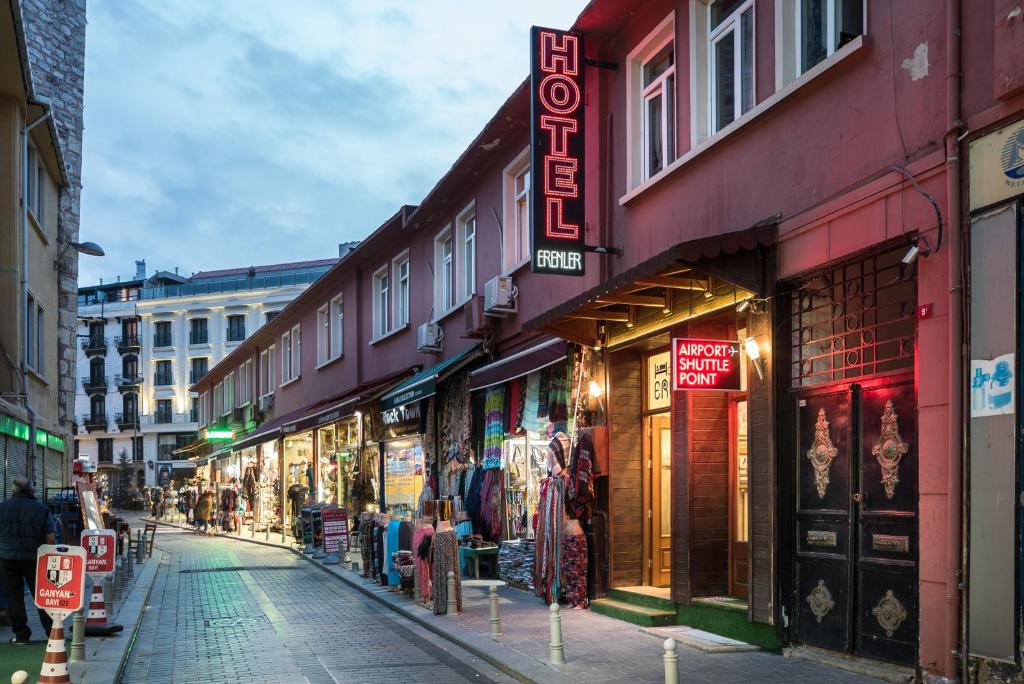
[79, 1, 587, 285]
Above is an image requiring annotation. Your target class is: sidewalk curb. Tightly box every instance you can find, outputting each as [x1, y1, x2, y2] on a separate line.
[147, 517, 569, 684]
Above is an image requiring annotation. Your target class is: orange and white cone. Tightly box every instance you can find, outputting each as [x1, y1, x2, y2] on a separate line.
[38, 622, 71, 684]
[86, 583, 106, 625]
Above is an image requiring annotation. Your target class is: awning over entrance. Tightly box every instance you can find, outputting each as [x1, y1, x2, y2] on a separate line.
[380, 345, 484, 411]
[523, 223, 776, 347]
[468, 338, 568, 392]
[230, 404, 312, 452]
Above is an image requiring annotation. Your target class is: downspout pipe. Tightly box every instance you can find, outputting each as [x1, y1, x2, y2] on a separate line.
[944, 0, 964, 678]
[20, 102, 52, 484]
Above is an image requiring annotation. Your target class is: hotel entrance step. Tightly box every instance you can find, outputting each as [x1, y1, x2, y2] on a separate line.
[591, 587, 677, 627]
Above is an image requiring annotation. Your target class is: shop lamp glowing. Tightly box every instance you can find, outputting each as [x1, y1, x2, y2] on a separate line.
[206, 429, 234, 440]
[744, 337, 766, 381]
[588, 380, 603, 398]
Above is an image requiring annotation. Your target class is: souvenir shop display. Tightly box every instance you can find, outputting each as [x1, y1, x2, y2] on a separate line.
[498, 539, 536, 589]
[431, 500, 462, 615]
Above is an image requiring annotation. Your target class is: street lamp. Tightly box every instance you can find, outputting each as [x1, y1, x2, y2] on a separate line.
[69, 241, 105, 257]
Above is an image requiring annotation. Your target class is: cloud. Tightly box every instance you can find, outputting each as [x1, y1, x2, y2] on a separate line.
[79, 0, 586, 284]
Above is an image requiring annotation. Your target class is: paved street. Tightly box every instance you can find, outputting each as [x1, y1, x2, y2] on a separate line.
[119, 524, 514, 684]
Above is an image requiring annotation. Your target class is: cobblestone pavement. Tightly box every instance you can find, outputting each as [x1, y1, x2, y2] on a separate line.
[119, 525, 514, 684]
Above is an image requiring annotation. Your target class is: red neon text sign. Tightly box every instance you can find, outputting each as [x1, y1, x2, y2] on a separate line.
[672, 338, 742, 391]
[531, 26, 585, 276]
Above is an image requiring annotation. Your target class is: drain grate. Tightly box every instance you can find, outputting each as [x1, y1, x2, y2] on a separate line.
[203, 616, 268, 628]
[179, 565, 299, 574]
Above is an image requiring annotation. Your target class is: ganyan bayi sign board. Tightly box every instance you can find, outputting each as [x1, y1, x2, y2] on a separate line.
[530, 25, 586, 276]
[34, 544, 87, 615]
[81, 528, 117, 576]
[672, 338, 742, 391]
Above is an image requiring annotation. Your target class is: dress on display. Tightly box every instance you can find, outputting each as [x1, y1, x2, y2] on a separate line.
[413, 525, 434, 601]
[432, 529, 462, 615]
[534, 474, 566, 604]
[561, 534, 589, 608]
[386, 519, 402, 586]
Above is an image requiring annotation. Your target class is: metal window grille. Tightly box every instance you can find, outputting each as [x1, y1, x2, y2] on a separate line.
[790, 245, 915, 387]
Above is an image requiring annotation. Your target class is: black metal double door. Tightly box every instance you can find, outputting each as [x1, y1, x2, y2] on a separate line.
[794, 374, 918, 666]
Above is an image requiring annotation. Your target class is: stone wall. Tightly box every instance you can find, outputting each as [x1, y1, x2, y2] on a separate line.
[19, 0, 87, 440]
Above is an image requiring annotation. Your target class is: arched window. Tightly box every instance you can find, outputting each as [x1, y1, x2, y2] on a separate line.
[89, 357, 104, 382]
[122, 354, 138, 380]
[90, 394, 105, 418]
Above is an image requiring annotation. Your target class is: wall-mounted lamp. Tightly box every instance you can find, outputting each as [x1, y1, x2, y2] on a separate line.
[736, 299, 750, 313]
[745, 336, 766, 381]
[588, 379, 604, 399]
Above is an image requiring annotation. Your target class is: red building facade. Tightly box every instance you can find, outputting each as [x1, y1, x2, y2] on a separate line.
[190, 1, 1024, 681]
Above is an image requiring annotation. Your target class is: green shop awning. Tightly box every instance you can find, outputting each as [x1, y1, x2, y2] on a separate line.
[0, 415, 65, 452]
[380, 345, 484, 411]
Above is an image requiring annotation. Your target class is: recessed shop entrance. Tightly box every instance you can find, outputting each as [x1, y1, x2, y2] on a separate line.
[644, 412, 672, 587]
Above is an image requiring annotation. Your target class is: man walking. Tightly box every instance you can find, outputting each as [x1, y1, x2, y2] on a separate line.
[0, 478, 55, 644]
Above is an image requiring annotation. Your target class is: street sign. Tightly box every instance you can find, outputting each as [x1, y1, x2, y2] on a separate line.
[34, 545, 87, 615]
[81, 529, 116, 576]
[672, 338, 742, 391]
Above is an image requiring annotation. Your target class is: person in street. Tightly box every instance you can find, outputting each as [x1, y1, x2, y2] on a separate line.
[195, 488, 214, 534]
[0, 478, 55, 644]
[151, 485, 163, 519]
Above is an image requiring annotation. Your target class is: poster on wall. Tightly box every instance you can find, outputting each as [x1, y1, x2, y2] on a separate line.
[970, 353, 1015, 417]
[671, 338, 742, 391]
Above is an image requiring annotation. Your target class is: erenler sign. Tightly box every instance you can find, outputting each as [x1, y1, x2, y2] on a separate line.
[530, 26, 585, 277]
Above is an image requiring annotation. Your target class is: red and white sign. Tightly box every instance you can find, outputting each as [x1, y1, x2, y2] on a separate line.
[322, 507, 350, 554]
[34, 545, 87, 615]
[81, 529, 116, 576]
[672, 338, 742, 391]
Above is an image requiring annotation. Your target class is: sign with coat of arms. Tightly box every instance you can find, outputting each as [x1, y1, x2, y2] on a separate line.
[81, 529, 117, 575]
[34, 545, 87, 614]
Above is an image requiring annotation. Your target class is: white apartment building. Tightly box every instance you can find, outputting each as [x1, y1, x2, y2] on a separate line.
[74, 256, 343, 490]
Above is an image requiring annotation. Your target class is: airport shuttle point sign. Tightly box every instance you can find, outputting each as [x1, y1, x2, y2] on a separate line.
[672, 338, 742, 391]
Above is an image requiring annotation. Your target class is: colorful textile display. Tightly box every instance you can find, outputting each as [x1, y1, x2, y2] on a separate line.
[413, 525, 434, 602]
[566, 430, 595, 520]
[360, 522, 373, 577]
[482, 386, 505, 469]
[498, 539, 536, 589]
[523, 372, 543, 433]
[479, 468, 505, 542]
[509, 379, 524, 435]
[562, 534, 589, 608]
[548, 363, 570, 435]
[534, 474, 566, 604]
[399, 520, 414, 551]
[432, 529, 463, 614]
[386, 519, 401, 586]
[455, 519, 473, 575]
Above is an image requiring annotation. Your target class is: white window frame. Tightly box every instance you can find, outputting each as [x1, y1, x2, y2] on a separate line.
[776, 0, 866, 88]
[25, 291, 44, 374]
[259, 349, 269, 396]
[26, 143, 44, 224]
[281, 330, 292, 384]
[372, 265, 389, 339]
[707, 0, 756, 136]
[433, 228, 455, 317]
[317, 304, 330, 366]
[292, 324, 301, 378]
[502, 148, 531, 274]
[456, 203, 476, 301]
[224, 371, 234, 412]
[627, 12, 676, 189]
[393, 252, 410, 328]
[330, 294, 344, 360]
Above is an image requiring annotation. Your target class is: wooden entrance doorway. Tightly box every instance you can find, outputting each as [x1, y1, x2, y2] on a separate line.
[644, 413, 672, 587]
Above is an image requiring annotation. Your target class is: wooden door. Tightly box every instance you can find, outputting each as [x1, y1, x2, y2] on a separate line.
[794, 375, 918, 666]
[729, 399, 749, 598]
[650, 414, 672, 587]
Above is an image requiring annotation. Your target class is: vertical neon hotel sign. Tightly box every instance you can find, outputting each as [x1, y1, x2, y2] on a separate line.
[530, 26, 585, 277]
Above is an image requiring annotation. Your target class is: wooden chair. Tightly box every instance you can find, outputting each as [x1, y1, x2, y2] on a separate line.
[144, 522, 157, 556]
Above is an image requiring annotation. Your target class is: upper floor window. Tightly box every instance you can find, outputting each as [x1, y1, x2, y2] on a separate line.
[121, 318, 138, 343]
[26, 144, 44, 224]
[502, 149, 531, 272]
[457, 205, 476, 300]
[190, 397, 199, 424]
[435, 230, 454, 315]
[227, 314, 246, 342]
[281, 325, 301, 383]
[317, 305, 330, 366]
[224, 371, 235, 409]
[123, 392, 138, 420]
[643, 44, 675, 179]
[775, 0, 864, 87]
[154, 359, 173, 386]
[190, 357, 208, 384]
[265, 311, 279, 324]
[189, 318, 208, 345]
[155, 399, 173, 424]
[330, 296, 344, 360]
[373, 266, 389, 339]
[238, 359, 252, 406]
[89, 357, 104, 383]
[154, 321, 172, 348]
[395, 255, 410, 328]
[259, 344, 277, 397]
[122, 355, 138, 380]
[25, 292, 44, 375]
[709, 0, 755, 133]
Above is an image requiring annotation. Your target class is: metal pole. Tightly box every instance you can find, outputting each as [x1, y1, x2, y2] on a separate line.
[663, 638, 679, 684]
[125, 544, 134, 579]
[446, 571, 457, 615]
[103, 575, 113, 614]
[70, 609, 86, 662]
[488, 585, 503, 637]
[548, 603, 565, 664]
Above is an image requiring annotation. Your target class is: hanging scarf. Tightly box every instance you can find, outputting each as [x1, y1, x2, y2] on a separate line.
[432, 529, 462, 614]
[482, 386, 505, 469]
[523, 371, 543, 433]
[548, 362, 570, 435]
[566, 430, 595, 520]
[479, 468, 505, 541]
[508, 378, 524, 435]
[534, 474, 565, 604]
[538, 366, 552, 420]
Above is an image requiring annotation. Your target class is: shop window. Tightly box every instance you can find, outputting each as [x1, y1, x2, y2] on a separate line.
[373, 266, 389, 339]
[502, 148, 531, 273]
[789, 246, 915, 387]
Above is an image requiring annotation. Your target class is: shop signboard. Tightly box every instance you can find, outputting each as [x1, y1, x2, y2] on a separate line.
[647, 351, 672, 411]
[968, 118, 1024, 210]
[322, 507, 350, 561]
[671, 338, 742, 391]
[81, 529, 116, 576]
[34, 545, 87, 616]
[530, 25, 585, 276]
[377, 401, 422, 440]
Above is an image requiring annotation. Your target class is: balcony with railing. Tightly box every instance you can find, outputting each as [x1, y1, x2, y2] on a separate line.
[115, 334, 141, 353]
[81, 375, 108, 394]
[80, 336, 107, 357]
[115, 374, 143, 392]
[81, 413, 107, 432]
[189, 331, 209, 345]
[114, 411, 139, 431]
[148, 411, 189, 426]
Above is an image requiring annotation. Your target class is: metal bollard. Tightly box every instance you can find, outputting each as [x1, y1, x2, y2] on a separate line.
[446, 571, 457, 615]
[488, 586, 503, 637]
[548, 603, 565, 664]
[103, 575, 114, 614]
[663, 638, 679, 684]
[136, 531, 145, 564]
[126, 545, 134, 580]
[70, 608, 86, 662]
[112, 562, 122, 601]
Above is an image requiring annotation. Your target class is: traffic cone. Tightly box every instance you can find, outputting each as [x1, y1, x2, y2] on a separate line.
[85, 583, 106, 625]
[38, 622, 71, 684]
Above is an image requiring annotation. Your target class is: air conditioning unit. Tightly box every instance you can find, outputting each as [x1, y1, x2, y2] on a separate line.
[231, 406, 245, 424]
[463, 295, 494, 339]
[259, 394, 275, 413]
[484, 276, 517, 315]
[417, 322, 443, 352]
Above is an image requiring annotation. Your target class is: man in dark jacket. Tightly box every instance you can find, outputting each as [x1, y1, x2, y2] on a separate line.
[0, 478, 55, 644]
